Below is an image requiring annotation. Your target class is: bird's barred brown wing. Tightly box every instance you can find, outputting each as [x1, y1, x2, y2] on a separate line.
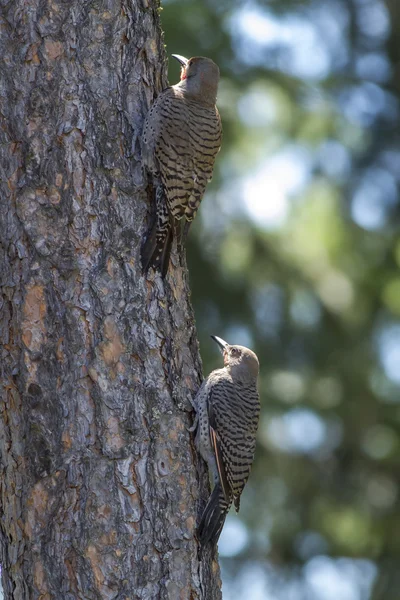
[184, 101, 222, 221]
[207, 397, 231, 503]
[152, 89, 221, 221]
[142, 88, 175, 175]
[208, 377, 260, 508]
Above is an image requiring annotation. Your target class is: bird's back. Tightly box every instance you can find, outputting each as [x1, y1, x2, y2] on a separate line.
[142, 86, 221, 221]
[208, 370, 260, 505]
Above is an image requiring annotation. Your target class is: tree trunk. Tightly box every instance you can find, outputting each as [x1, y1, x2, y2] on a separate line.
[0, 1, 221, 598]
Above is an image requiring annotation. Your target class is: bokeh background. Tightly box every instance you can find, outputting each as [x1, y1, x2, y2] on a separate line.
[162, 0, 400, 598]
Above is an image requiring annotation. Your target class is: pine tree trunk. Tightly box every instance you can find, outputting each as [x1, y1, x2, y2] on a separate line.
[0, 1, 222, 598]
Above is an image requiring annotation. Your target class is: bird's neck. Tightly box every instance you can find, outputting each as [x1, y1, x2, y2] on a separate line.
[225, 366, 257, 389]
[174, 79, 217, 106]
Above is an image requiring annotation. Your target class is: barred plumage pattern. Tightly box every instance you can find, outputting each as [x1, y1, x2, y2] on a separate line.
[141, 57, 221, 277]
[192, 341, 260, 547]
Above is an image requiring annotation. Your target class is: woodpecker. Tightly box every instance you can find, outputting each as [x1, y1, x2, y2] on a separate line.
[141, 54, 222, 277]
[190, 336, 260, 547]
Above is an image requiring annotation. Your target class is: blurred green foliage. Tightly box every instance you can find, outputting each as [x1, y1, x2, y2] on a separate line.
[162, 0, 400, 598]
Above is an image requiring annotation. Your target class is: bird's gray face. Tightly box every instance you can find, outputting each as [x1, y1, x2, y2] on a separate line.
[172, 55, 220, 103]
[186, 57, 219, 84]
[212, 336, 259, 380]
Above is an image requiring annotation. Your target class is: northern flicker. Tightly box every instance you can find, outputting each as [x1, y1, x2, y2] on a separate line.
[190, 336, 260, 547]
[141, 54, 222, 277]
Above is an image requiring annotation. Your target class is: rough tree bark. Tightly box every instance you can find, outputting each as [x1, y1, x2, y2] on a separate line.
[0, 1, 222, 598]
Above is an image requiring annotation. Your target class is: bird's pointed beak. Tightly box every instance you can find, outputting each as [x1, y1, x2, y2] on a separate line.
[211, 335, 229, 354]
[171, 54, 189, 67]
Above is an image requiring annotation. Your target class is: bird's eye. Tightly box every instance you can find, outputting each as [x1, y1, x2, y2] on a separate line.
[231, 348, 240, 357]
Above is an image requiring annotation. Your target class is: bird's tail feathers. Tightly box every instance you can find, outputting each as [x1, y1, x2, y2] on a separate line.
[198, 484, 231, 547]
[141, 185, 173, 278]
[141, 221, 173, 278]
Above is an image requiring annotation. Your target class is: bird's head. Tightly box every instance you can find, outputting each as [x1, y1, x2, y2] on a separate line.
[172, 54, 220, 105]
[211, 335, 259, 381]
